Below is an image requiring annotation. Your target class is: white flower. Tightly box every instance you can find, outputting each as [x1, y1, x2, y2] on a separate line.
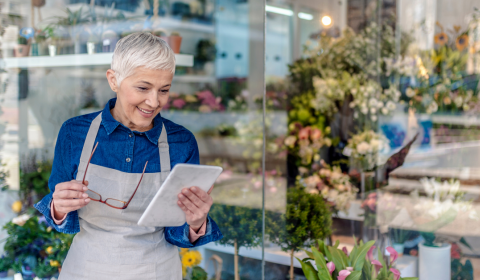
[361, 106, 368, 114]
[454, 96, 463, 107]
[370, 139, 382, 150]
[370, 107, 377, 114]
[369, 98, 378, 108]
[428, 102, 438, 113]
[12, 214, 31, 226]
[377, 101, 384, 109]
[406, 87, 415, 98]
[371, 115, 378, 122]
[356, 142, 370, 154]
[284, 136, 297, 147]
[386, 101, 396, 111]
[382, 107, 389, 115]
[463, 104, 470, 111]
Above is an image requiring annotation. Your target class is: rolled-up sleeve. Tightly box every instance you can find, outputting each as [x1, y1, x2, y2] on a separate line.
[34, 121, 80, 234]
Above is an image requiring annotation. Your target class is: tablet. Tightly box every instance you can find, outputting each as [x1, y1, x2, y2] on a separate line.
[138, 163, 223, 227]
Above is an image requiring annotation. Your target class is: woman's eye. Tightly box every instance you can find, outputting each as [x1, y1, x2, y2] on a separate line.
[161, 90, 169, 94]
[138, 87, 148, 91]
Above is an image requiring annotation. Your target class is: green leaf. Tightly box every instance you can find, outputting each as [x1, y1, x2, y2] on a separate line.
[378, 247, 388, 276]
[333, 239, 340, 248]
[328, 247, 348, 272]
[460, 237, 473, 251]
[345, 271, 362, 280]
[304, 249, 314, 259]
[311, 248, 332, 280]
[297, 258, 320, 280]
[351, 240, 375, 272]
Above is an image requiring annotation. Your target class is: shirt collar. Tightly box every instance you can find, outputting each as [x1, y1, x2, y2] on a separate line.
[102, 98, 164, 145]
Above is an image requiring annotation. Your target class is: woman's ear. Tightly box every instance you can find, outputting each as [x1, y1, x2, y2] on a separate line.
[106, 69, 118, 92]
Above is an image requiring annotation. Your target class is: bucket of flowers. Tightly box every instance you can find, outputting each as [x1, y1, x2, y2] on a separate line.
[180, 248, 207, 280]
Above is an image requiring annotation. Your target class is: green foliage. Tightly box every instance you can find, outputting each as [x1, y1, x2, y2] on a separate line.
[267, 186, 332, 254]
[209, 203, 262, 249]
[3, 216, 74, 276]
[16, 159, 52, 212]
[33, 260, 58, 278]
[0, 255, 13, 272]
[451, 259, 473, 280]
[298, 239, 419, 280]
[190, 266, 208, 280]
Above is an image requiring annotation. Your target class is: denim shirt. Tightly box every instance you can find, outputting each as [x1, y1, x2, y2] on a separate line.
[34, 98, 222, 248]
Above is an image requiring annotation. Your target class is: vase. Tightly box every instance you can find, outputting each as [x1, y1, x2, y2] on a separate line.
[14, 44, 30, 57]
[169, 35, 182, 53]
[419, 242, 451, 280]
[392, 243, 405, 257]
[360, 171, 375, 198]
[362, 226, 379, 244]
[48, 45, 57, 57]
[86, 42, 96, 55]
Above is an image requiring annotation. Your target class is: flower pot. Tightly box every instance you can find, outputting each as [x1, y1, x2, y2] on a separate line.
[86, 42, 96, 55]
[48, 45, 57, 57]
[392, 243, 405, 257]
[419, 242, 451, 280]
[169, 35, 182, 53]
[14, 44, 30, 57]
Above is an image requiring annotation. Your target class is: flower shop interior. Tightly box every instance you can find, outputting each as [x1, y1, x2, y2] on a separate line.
[0, 0, 479, 279]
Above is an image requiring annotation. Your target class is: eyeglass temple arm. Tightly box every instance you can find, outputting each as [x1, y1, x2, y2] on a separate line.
[124, 161, 148, 207]
[82, 142, 99, 185]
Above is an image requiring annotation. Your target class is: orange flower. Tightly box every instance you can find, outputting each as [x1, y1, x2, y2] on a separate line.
[434, 32, 448, 45]
[456, 35, 468, 51]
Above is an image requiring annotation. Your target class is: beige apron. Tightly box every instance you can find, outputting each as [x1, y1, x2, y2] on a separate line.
[59, 113, 182, 280]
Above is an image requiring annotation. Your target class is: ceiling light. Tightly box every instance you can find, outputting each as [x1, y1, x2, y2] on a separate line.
[298, 12, 313, 20]
[265, 5, 293, 16]
[321, 15, 332, 26]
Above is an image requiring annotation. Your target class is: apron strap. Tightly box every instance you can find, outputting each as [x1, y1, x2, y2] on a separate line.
[76, 112, 102, 180]
[158, 123, 171, 181]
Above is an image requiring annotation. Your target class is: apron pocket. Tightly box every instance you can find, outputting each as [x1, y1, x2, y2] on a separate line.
[85, 261, 155, 280]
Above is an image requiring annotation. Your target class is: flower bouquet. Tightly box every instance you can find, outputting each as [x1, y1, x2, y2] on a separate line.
[299, 161, 358, 215]
[345, 130, 389, 172]
[284, 123, 332, 167]
[297, 239, 417, 280]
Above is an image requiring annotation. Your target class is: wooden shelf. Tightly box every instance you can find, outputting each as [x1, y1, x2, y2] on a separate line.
[3, 53, 193, 68]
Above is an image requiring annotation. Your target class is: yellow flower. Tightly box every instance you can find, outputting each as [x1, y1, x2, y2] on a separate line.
[444, 96, 452, 105]
[456, 35, 468, 51]
[185, 95, 197, 103]
[47, 227, 52, 233]
[46, 246, 54, 254]
[181, 251, 202, 268]
[50, 260, 60, 267]
[434, 32, 448, 45]
[11, 201, 22, 213]
[179, 248, 189, 256]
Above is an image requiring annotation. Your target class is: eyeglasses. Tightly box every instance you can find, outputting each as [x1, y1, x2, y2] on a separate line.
[83, 142, 148, 209]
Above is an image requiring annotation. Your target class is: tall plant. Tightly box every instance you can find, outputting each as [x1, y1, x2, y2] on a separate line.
[268, 186, 332, 280]
[209, 204, 262, 280]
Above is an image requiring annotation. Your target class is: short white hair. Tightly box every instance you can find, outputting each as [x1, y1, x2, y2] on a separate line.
[111, 32, 176, 86]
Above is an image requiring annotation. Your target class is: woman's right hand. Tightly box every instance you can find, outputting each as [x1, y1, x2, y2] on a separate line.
[52, 180, 90, 219]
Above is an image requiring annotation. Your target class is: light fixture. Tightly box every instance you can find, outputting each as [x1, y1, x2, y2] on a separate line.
[265, 5, 293, 16]
[321, 15, 332, 26]
[298, 12, 313, 20]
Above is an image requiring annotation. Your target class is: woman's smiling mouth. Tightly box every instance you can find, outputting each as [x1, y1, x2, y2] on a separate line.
[137, 106, 155, 117]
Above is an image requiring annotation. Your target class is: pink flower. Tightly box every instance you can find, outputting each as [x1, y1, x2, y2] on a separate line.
[346, 267, 353, 271]
[172, 99, 186, 109]
[371, 260, 383, 274]
[298, 127, 311, 140]
[342, 246, 349, 256]
[366, 245, 376, 261]
[390, 268, 401, 280]
[337, 270, 351, 280]
[327, 262, 335, 275]
[386, 247, 398, 263]
[310, 128, 322, 140]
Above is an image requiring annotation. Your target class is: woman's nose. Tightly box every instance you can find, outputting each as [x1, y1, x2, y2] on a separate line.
[145, 91, 159, 108]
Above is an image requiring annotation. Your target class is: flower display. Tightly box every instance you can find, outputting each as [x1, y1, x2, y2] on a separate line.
[299, 161, 358, 214]
[164, 90, 225, 112]
[284, 122, 332, 166]
[298, 240, 414, 280]
[345, 130, 389, 171]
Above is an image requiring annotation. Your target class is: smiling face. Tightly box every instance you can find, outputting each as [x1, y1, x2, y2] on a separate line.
[106, 67, 173, 132]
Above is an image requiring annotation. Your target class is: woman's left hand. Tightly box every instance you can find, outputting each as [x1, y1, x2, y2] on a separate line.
[177, 186, 213, 232]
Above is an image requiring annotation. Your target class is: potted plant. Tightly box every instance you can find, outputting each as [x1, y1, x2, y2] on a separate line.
[389, 228, 412, 257]
[267, 186, 332, 280]
[0, 255, 13, 277]
[14, 36, 30, 57]
[209, 203, 262, 280]
[297, 239, 417, 280]
[169, 31, 182, 54]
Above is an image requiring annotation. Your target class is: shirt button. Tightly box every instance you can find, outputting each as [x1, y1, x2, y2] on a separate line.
[129, 134, 132, 138]
[126, 158, 131, 162]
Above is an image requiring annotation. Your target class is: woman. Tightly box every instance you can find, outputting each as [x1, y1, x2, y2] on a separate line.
[34, 32, 223, 279]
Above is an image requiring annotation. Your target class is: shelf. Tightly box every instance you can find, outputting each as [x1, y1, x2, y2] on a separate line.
[3, 53, 194, 69]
